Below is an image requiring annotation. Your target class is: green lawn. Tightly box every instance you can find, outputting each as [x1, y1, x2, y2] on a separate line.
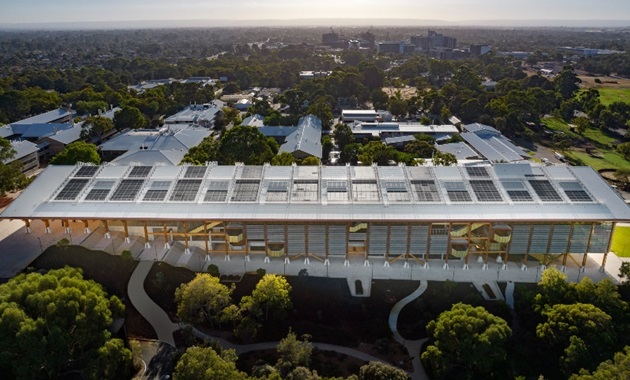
[594, 88, 630, 106]
[541, 117, 576, 136]
[611, 225, 630, 258]
[566, 150, 630, 171]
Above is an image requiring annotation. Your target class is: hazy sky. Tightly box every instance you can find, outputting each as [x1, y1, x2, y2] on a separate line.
[1, 0, 630, 23]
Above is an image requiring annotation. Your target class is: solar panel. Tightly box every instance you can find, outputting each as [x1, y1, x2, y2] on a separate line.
[411, 180, 441, 202]
[447, 190, 472, 202]
[268, 181, 288, 192]
[470, 180, 503, 202]
[466, 166, 490, 178]
[241, 166, 263, 178]
[352, 180, 380, 202]
[327, 181, 348, 192]
[55, 179, 90, 200]
[143, 190, 168, 201]
[170, 179, 202, 202]
[204, 190, 228, 202]
[85, 189, 111, 201]
[128, 166, 152, 178]
[564, 190, 592, 202]
[184, 166, 207, 178]
[385, 181, 407, 192]
[292, 180, 319, 202]
[207, 181, 230, 191]
[231, 180, 260, 202]
[507, 190, 533, 202]
[75, 166, 99, 177]
[110, 179, 145, 201]
[528, 180, 562, 201]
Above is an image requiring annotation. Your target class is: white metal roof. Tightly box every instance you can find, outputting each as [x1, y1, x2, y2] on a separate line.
[3, 163, 630, 223]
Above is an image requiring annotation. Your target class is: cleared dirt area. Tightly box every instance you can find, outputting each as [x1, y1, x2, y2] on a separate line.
[382, 86, 417, 100]
[578, 74, 630, 89]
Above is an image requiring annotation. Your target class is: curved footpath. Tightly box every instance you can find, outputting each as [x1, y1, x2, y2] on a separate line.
[388, 280, 430, 380]
[128, 261, 431, 379]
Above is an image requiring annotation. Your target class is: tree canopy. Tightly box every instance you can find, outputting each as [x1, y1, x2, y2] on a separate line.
[240, 274, 292, 321]
[173, 346, 247, 380]
[0, 137, 26, 196]
[218, 126, 276, 165]
[421, 303, 512, 379]
[175, 273, 234, 328]
[570, 346, 630, 380]
[0, 266, 131, 379]
[358, 361, 409, 380]
[50, 141, 101, 165]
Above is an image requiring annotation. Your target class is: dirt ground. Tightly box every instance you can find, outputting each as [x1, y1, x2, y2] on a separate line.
[382, 86, 417, 100]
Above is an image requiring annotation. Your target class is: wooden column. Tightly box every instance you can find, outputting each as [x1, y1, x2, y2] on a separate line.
[183, 222, 189, 250]
[601, 222, 616, 269]
[562, 224, 574, 268]
[143, 221, 149, 243]
[524, 224, 534, 266]
[345, 223, 350, 262]
[582, 223, 595, 268]
[305, 223, 309, 258]
[385, 224, 391, 262]
[102, 220, 109, 235]
[406, 223, 412, 262]
[123, 220, 129, 238]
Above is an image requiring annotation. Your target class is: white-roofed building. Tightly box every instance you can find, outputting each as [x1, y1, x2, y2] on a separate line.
[3, 140, 39, 174]
[2, 162, 629, 276]
[164, 100, 225, 128]
[461, 123, 529, 163]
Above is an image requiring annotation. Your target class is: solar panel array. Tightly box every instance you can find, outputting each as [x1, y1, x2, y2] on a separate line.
[48, 164, 601, 206]
[55, 179, 90, 200]
[170, 179, 202, 202]
[528, 180, 562, 202]
[75, 166, 99, 177]
[128, 166, 152, 178]
[470, 180, 503, 202]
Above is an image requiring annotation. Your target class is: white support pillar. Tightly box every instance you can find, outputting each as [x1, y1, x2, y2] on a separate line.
[443, 263, 449, 270]
[304, 257, 310, 265]
[561, 265, 566, 272]
[521, 264, 528, 271]
[403, 261, 409, 269]
[324, 258, 330, 266]
[225, 255, 231, 262]
[104, 232, 110, 239]
[84, 227, 90, 234]
[344, 259, 350, 267]
[423, 262, 430, 269]
[496, 256, 503, 263]
[46, 227, 51, 234]
[164, 242, 170, 249]
[65, 227, 71, 234]
[264, 256, 270, 263]
[125, 237, 131, 244]
[284, 257, 290, 265]
[502, 263, 508, 270]
[185, 248, 191, 255]
[364, 260, 370, 267]
[245, 255, 250, 262]
[463, 264, 469, 270]
[482, 263, 489, 270]
[384, 261, 390, 268]
[205, 255, 210, 262]
[25, 227, 31, 234]
[579, 266, 585, 273]
[144, 242, 151, 249]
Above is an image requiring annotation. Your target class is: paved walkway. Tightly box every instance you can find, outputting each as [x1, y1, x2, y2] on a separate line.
[128, 261, 179, 347]
[388, 280, 430, 380]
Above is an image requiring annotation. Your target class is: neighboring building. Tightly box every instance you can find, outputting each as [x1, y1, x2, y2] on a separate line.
[128, 79, 176, 94]
[342, 110, 379, 123]
[99, 127, 211, 162]
[234, 98, 253, 111]
[164, 100, 225, 128]
[3, 163, 629, 273]
[258, 126, 299, 145]
[351, 122, 458, 141]
[278, 115, 323, 159]
[411, 30, 457, 51]
[461, 123, 529, 163]
[241, 114, 266, 128]
[111, 150, 186, 166]
[0, 108, 76, 142]
[299, 71, 332, 80]
[435, 142, 480, 161]
[470, 44, 491, 56]
[377, 41, 415, 54]
[43, 124, 84, 156]
[3, 140, 39, 174]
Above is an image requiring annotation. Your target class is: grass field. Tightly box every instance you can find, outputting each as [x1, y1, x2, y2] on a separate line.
[595, 88, 630, 106]
[611, 225, 630, 258]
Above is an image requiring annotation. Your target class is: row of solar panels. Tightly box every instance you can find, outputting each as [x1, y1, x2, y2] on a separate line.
[53, 172, 594, 204]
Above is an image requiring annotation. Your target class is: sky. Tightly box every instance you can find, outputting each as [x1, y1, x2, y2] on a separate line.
[1, 0, 630, 24]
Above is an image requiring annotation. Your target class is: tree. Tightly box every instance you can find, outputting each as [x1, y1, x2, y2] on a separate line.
[332, 123, 355, 151]
[271, 152, 296, 166]
[0, 266, 130, 379]
[421, 303, 512, 379]
[175, 274, 234, 328]
[81, 115, 114, 141]
[50, 141, 101, 165]
[240, 274, 292, 321]
[182, 137, 220, 165]
[432, 151, 457, 166]
[389, 97, 407, 120]
[537, 303, 616, 375]
[617, 142, 630, 161]
[533, 267, 575, 312]
[322, 135, 334, 161]
[0, 137, 25, 196]
[619, 262, 630, 284]
[404, 140, 436, 158]
[306, 98, 333, 130]
[275, 329, 313, 376]
[572, 116, 591, 135]
[340, 142, 361, 165]
[613, 168, 630, 191]
[358, 361, 409, 380]
[358, 141, 396, 166]
[113, 106, 147, 130]
[218, 126, 275, 165]
[300, 156, 321, 166]
[173, 346, 247, 380]
[554, 66, 580, 100]
[569, 346, 630, 380]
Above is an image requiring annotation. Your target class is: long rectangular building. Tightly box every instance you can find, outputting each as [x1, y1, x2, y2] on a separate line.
[2, 163, 629, 269]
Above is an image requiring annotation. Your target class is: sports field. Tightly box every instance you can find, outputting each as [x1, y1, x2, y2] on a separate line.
[611, 225, 630, 258]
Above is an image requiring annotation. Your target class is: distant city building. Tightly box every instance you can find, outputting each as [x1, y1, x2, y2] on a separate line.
[411, 30, 457, 51]
[299, 71, 332, 80]
[470, 44, 491, 56]
[342, 110, 379, 123]
[352, 122, 458, 141]
[557, 46, 625, 57]
[496, 51, 532, 59]
[377, 41, 415, 54]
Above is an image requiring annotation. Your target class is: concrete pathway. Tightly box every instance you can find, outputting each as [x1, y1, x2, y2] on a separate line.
[128, 261, 179, 347]
[505, 281, 515, 309]
[388, 280, 430, 380]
